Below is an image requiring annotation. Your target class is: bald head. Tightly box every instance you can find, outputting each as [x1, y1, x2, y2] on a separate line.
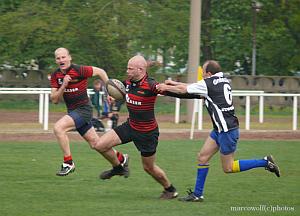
[128, 55, 147, 70]
[54, 47, 70, 57]
[127, 55, 147, 81]
[54, 47, 72, 72]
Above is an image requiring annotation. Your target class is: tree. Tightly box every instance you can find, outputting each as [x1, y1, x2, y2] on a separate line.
[201, 0, 213, 62]
[0, 0, 70, 68]
[258, 0, 300, 75]
[0, 0, 299, 76]
[137, 0, 190, 72]
[207, 0, 300, 75]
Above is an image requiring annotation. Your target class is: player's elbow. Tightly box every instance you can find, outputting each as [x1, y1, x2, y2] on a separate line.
[50, 95, 59, 104]
[179, 85, 188, 94]
[52, 100, 59, 104]
[93, 67, 108, 83]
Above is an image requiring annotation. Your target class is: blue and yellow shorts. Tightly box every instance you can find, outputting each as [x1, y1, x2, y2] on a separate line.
[210, 128, 239, 155]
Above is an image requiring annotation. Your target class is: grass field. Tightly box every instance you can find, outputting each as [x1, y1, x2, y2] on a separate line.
[0, 140, 299, 216]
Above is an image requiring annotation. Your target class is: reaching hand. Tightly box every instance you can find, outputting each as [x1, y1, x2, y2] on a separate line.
[107, 95, 115, 104]
[156, 83, 169, 92]
[62, 75, 72, 87]
[157, 81, 188, 94]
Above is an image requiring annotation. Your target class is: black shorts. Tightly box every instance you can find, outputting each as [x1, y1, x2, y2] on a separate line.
[68, 104, 93, 136]
[114, 120, 159, 157]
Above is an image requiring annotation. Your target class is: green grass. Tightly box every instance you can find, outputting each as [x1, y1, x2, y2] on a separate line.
[0, 140, 299, 216]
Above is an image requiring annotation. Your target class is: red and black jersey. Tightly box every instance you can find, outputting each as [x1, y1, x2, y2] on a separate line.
[50, 64, 93, 110]
[124, 75, 161, 132]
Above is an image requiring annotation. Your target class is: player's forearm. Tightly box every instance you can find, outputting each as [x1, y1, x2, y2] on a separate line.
[165, 91, 202, 99]
[164, 80, 185, 86]
[164, 84, 188, 94]
[51, 86, 65, 104]
[92, 67, 109, 83]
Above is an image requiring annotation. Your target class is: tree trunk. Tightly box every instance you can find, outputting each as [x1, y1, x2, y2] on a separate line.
[201, 0, 213, 62]
[187, 0, 201, 122]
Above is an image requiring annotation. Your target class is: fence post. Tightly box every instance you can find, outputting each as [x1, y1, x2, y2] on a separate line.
[39, 93, 44, 124]
[245, 96, 250, 130]
[293, 96, 298, 130]
[259, 95, 264, 123]
[190, 99, 198, 140]
[175, 98, 180, 124]
[198, 99, 203, 130]
[43, 93, 49, 130]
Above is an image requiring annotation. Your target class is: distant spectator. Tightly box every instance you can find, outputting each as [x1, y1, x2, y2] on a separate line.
[91, 79, 109, 118]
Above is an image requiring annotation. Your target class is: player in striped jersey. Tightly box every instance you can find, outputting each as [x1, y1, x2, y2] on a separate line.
[157, 60, 280, 202]
[98, 55, 178, 199]
[50, 48, 128, 177]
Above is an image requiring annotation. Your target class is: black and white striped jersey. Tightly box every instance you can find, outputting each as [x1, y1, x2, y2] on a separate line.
[187, 72, 239, 132]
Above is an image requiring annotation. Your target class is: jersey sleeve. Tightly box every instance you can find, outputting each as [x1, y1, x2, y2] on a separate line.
[187, 80, 208, 97]
[149, 79, 160, 95]
[164, 91, 202, 99]
[50, 73, 59, 88]
[79, 66, 93, 78]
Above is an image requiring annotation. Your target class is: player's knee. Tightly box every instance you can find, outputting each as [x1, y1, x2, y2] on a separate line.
[53, 124, 64, 137]
[143, 164, 155, 174]
[88, 137, 99, 150]
[92, 139, 110, 152]
[91, 140, 104, 151]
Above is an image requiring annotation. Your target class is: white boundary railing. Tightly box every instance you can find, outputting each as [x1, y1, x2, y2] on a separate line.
[188, 91, 300, 139]
[0, 88, 96, 130]
[0, 88, 299, 133]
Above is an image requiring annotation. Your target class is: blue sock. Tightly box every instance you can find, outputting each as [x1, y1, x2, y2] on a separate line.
[235, 159, 267, 172]
[194, 164, 209, 197]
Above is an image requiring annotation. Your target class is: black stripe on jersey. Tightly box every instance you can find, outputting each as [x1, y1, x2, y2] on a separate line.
[203, 74, 239, 132]
[205, 97, 227, 132]
[124, 75, 159, 132]
[128, 109, 155, 121]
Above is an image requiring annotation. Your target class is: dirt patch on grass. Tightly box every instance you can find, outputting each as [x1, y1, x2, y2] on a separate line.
[0, 111, 299, 141]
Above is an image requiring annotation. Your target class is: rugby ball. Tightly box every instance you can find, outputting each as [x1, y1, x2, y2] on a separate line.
[106, 79, 126, 100]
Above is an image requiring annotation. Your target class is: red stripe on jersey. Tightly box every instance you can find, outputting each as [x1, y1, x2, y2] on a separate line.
[50, 64, 93, 110]
[126, 103, 155, 111]
[124, 75, 160, 132]
[129, 119, 158, 132]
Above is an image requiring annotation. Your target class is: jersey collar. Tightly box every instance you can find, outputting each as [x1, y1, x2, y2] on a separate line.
[58, 64, 73, 74]
[129, 73, 148, 86]
[211, 72, 223, 77]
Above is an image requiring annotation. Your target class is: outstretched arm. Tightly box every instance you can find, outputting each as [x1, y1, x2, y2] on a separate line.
[164, 79, 186, 86]
[92, 67, 109, 83]
[157, 83, 188, 94]
[92, 67, 115, 103]
[156, 83, 203, 99]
